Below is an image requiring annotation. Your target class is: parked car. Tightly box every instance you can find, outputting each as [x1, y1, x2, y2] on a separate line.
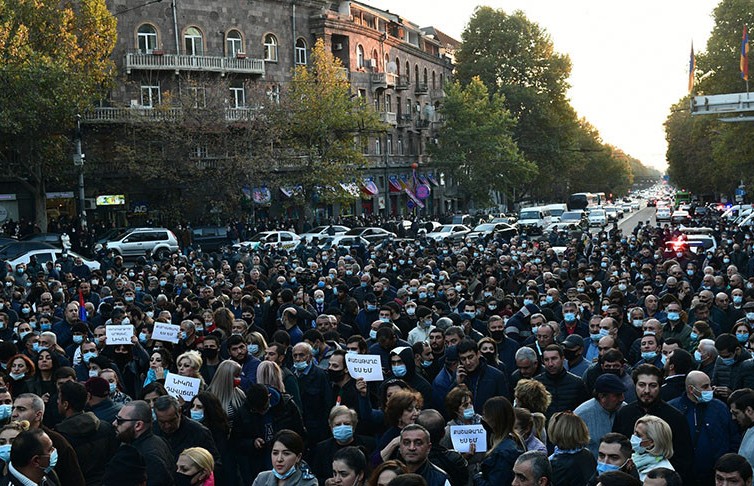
[343, 227, 396, 243]
[298, 225, 350, 242]
[656, 207, 672, 222]
[7, 245, 100, 271]
[21, 233, 63, 247]
[316, 235, 370, 250]
[425, 224, 472, 243]
[192, 226, 231, 252]
[104, 227, 180, 258]
[234, 231, 301, 251]
[517, 207, 552, 233]
[0, 241, 60, 260]
[467, 223, 518, 241]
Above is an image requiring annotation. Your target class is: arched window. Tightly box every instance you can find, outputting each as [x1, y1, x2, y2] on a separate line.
[414, 64, 419, 85]
[406, 61, 410, 83]
[295, 38, 307, 65]
[395, 57, 400, 76]
[184, 27, 203, 56]
[137, 24, 158, 54]
[264, 34, 278, 61]
[440, 73, 444, 88]
[372, 49, 379, 70]
[423, 67, 428, 86]
[432, 71, 436, 89]
[357, 45, 365, 68]
[226, 30, 243, 57]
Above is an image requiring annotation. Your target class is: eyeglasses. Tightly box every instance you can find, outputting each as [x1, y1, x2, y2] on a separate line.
[114, 416, 140, 425]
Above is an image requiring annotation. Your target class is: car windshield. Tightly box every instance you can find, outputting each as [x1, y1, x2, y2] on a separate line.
[438, 226, 454, 233]
[519, 210, 539, 219]
[560, 212, 581, 221]
[249, 233, 271, 242]
[344, 229, 362, 236]
[474, 224, 495, 231]
[591, 210, 606, 217]
[308, 226, 327, 234]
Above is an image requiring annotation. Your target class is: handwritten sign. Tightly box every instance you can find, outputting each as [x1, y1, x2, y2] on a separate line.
[152, 323, 181, 344]
[106, 325, 134, 345]
[450, 425, 487, 453]
[345, 353, 384, 382]
[164, 372, 200, 400]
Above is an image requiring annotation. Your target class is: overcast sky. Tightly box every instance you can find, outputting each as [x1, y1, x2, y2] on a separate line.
[370, 0, 721, 172]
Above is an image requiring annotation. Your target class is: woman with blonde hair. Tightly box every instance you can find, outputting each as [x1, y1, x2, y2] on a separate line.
[547, 411, 596, 486]
[176, 350, 205, 382]
[207, 360, 245, 427]
[246, 332, 268, 361]
[513, 379, 552, 416]
[631, 415, 674, 480]
[256, 361, 286, 393]
[513, 407, 546, 453]
[0, 420, 29, 474]
[177, 446, 215, 485]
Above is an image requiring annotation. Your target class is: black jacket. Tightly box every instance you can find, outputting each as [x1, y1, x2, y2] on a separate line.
[296, 363, 333, 444]
[534, 368, 589, 418]
[308, 436, 376, 484]
[452, 359, 510, 410]
[155, 416, 219, 463]
[42, 426, 85, 486]
[128, 431, 175, 486]
[612, 399, 694, 484]
[429, 445, 468, 486]
[54, 412, 119, 486]
[660, 375, 687, 402]
[550, 449, 596, 486]
[414, 459, 451, 486]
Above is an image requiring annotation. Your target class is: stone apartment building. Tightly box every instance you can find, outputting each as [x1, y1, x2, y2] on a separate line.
[80, 0, 459, 224]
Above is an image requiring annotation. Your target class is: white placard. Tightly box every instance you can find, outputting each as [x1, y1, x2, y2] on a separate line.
[105, 325, 134, 345]
[152, 323, 181, 344]
[345, 353, 384, 382]
[164, 372, 200, 400]
[450, 425, 487, 453]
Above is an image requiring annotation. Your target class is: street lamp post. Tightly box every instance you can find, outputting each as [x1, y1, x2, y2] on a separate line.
[73, 114, 87, 230]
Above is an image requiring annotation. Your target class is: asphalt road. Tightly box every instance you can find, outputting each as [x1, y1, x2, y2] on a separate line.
[589, 204, 657, 236]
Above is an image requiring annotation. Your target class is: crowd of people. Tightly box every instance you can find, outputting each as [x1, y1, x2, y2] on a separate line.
[2, 204, 754, 485]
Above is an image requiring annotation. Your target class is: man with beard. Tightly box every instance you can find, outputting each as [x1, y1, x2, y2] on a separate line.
[109, 400, 174, 486]
[612, 364, 693, 483]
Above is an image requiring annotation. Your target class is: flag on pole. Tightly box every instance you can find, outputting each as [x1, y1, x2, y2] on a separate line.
[689, 41, 695, 93]
[78, 290, 87, 322]
[741, 25, 749, 81]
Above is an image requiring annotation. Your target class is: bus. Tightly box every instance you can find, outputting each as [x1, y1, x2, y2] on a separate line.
[567, 192, 602, 211]
[675, 190, 691, 208]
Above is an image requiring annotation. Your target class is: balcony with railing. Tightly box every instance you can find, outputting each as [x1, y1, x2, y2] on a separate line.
[414, 83, 429, 95]
[371, 72, 397, 90]
[430, 88, 445, 101]
[396, 75, 410, 90]
[397, 113, 413, 128]
[125, 52, 265, 76]
[81, 106, 257, 123]
[379, 111, 397, 125]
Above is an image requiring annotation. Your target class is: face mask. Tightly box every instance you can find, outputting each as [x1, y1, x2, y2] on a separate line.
[641, 351, 657, 361]
[272, 465, 296, 480]
[531, 326, 539, 335]
[73, 335, 84, 344]
[463, 407, 475, 420]
[366, 304, 377, 312]
[392, 364, 407, 377]
[545, 295, 554, 304]
[83, 351, 97, 363]
[737, 333, 750, 344]
[563, 312, 576, 322]
[747, 312, 754, 321]
[18, 330, 31, 341]
[523, 299, 534, 306]
[146, 311, 155, 318]
[43, 448, 58, 474]
[0, 404, 11, 421]
[630, 434, 646, 454]
[248, 344, 259, 355]
[121, 318, 130, 326]
[293, 361, 308, 371]
[125, 296, 134, 303]
[0, 444, 10, 464]
[139, 332, 149, 343]
[690, 332, 699, 341]
[332, 424, 354, 442]
[421, 359, 433, 368]
[379, 317, 390, 323]
[88, 369, 99, 378]
[667, 312, 680, 321]
[694, 350, 703, 362]
[618, 284, 627, 292]
[596, 460, 625, 475]
[585, 276, 594, 283]
[406, 307, 417, 316]
[577, 287, 585, 293]
[697, 388, 714, 403]
[721, 356, 736, 366]
[734, 296, 743, 305]
[590, 333, 601, 342]
[369, 329, 378, 340]
[315, 297, 324, 305]
[724, 258, 731, 264]
[190, 410, 204, 422]
[135, 286, 143, 292]
[632, 319, 643, 328]
[455, 285, 463, 293]
[317, 281, 326, 289]
[159, 280, 167, 287]
[9, 372, 24, 381]
[108, 381, 117, 394]
[598, 329, 610, 338]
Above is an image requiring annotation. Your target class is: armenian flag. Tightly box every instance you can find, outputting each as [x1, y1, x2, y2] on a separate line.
[741, 25, 749, 81]
[689, 41, 695, 93]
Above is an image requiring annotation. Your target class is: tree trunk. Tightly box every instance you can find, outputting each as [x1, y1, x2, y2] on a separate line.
[34, 179, 48, 232]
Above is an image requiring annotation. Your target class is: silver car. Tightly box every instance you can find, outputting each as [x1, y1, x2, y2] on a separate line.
[105, 228, 180, 259]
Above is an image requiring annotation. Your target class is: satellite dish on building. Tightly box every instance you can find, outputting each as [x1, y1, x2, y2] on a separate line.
[387, 62, 397, 74]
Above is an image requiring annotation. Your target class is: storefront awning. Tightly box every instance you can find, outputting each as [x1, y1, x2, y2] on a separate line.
[388, 176, 403, 193]
[361, 179, 379, 196]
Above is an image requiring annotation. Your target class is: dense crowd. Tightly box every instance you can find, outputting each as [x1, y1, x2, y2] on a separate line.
[3, 206, 754, 486]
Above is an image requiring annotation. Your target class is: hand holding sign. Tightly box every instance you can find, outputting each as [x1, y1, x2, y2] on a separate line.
[106, 325, 134, 346]
[450, 425, 487, 453]
[164, 372, 200, 400]
[152, 323, 181, 344]
[345, 354, 383, 382]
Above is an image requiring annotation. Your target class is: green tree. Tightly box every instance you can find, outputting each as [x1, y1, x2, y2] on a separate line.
[0, 0, 117, 228]
[455, 6, 581, 201]
[429, 77, 536, 207]
[272, 38, 384, 220]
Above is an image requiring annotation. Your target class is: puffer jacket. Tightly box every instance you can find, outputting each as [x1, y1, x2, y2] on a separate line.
[534, 368, 590, 418]
[711, 349, 752, 390]
[54, 412, 119, 486]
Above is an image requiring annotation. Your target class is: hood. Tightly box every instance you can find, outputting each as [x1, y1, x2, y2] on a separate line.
[56, 411, 100, 437]
[392, 346, 417, 378]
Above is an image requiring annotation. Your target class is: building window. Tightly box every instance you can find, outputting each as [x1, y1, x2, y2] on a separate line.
[295, 38, 307, 65]
[406, 61, 411, 83]
[264, 34, 278, 61]
[140, 84, 160, 107]
[361, 136, 368, 155]
[397, 136, 403, 155]
[230, 83, 245, 108]
[192, 145, 208, 158]
[188, 87, 206, 108]
[432, 71, 436, 89]
[414, 64, 419, 85]
[423, 68, 428, 86]
[357, 45, 365, 68]
[184, 27, 203, 56]
[395, 57, 400, 75]
[137, 24, 158, 54]
[375, 138, 381, 155]
[266, 84, 280, 104]
[371, 49, 379, 70]
[384, 94, 392, 113]
[387, 134, 393, 155]
[226, 30, 243, 56]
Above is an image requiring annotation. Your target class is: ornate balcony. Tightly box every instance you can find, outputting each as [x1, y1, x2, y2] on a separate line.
[124, 52, 265, 76]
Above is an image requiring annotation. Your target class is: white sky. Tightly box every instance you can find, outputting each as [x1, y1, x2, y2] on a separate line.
[370, 0, 720, 172]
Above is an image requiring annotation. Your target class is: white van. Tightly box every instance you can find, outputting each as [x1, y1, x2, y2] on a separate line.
[518, 206, 552, 233]
[722, 204, 753, 221]
[544, 204, 567, 223]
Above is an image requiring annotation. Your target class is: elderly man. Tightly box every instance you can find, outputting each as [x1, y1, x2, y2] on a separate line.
[696, 338, 719, 378]
[510, 346, 541, 395]
[292, 341, 332, 445]
[574, 374, 626, 457]
[669, 370, 740, 485]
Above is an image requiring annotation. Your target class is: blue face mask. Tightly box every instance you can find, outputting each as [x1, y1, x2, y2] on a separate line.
[367, 305, 377, 312]
[734, 296, 744, 305]
[694, 350, 703, 362]
[545, 295, 553, 304]
[139, 332, 149, 344]
[392, 365, 407, 377]
[190, 410, 204, 422]
[641, 351, 657, 361]
[272, 466, 296, 480]
[563, 312, 576, 322]
[590, 333, 601, 342]
[667, 312, 680, 321]
[721, 356, 736, 366]
[690, 332, 699, 341]
[293, 361, 308, 371]
[421, 360, 433, 368]
[40, 323, 51, 332]
[0, 404, 11, 421]
[523, 299, 534, 306]
[630, 434, 646, 454]
[0, 444, 9, 464]
[369, 329, 378, 340]
[596, 461, 621, 475]
[462, 407, 475, 420]
[332, 424, 354, 442]
[83, 351, 97, 363]
[248, 344, 259, 355]
[697, 388, 714, 403]
[737, 333, 750, 344]
[73, 335, 84, 344]
[45, 448, 58, 473]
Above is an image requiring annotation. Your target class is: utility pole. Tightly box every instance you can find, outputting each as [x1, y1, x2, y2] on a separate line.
[73, 114, 87, 230]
